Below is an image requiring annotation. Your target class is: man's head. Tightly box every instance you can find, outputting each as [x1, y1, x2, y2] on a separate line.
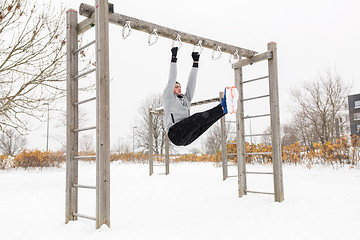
[174, 81, 181, 96]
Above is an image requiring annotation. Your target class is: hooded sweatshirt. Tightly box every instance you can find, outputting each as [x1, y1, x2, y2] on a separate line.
[162, 63, 198, 132]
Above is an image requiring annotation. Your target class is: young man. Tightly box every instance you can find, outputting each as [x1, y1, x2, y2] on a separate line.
[162, 47, 230, 146]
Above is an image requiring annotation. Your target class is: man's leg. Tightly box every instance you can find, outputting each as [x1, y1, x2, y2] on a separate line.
[168, 104, 225, 146]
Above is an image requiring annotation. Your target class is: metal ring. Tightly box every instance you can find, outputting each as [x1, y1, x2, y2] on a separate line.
[193, 40, 203, 54]
[148, 28, 158, 46]
[122, 21, 132, 39]
[172, 34, 182, 49]
[229, 50, 240, 64]
[212, 46, 222, 60]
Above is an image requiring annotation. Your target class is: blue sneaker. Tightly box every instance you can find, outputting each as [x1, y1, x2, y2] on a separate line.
[221, 88, 228, 114]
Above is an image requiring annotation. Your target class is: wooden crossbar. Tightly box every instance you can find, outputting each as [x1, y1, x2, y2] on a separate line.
[78, 3, 257, 58]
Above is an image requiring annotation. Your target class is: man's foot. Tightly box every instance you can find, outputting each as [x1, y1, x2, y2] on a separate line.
[225, 86, 239, 114]
[221, 89, 228, 114]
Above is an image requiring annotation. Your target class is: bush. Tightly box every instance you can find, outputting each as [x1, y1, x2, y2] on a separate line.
[12, 150, 65, 169]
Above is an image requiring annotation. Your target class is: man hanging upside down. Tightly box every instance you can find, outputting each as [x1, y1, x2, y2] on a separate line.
[162, 47, 231, 146]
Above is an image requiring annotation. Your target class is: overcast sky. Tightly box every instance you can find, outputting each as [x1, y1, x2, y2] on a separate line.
[28, 0, 360, 152]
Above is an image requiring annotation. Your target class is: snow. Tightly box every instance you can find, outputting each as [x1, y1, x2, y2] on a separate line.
[1, 162, 360, 240]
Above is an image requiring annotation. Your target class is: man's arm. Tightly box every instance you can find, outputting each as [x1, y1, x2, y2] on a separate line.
[185, 52, 200, 102]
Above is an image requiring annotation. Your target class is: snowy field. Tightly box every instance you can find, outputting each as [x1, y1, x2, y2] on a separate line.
[1, 162, 360, 240]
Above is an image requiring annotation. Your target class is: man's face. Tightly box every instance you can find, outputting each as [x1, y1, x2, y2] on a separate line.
[174, 83, 181, 96]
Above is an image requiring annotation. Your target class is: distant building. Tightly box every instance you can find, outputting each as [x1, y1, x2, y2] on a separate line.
[348, 94, 360, 136]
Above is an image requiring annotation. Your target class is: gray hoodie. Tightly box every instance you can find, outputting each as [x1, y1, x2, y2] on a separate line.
[162, 63, 198, 132]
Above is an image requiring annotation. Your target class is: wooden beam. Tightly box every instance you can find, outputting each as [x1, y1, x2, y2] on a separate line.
[148, 107, 154, 176]
[95, 0, 110, 229]
[267, 42, 284, 202]
[232, 51, 273, 69]
[78, 3, 257, 58]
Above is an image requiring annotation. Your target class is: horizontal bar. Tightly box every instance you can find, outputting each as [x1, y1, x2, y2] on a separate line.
[232, 51, 273, 69]
[74, 97, 96, 106]
[246, 171, 273, 175]
[243, 114, 271, 119]
[73, 40, 96, 54]
[243, 94, 269, 102]
[153, 164, 165, 166]
[245, 152, 272, 155]
[228, 131, 237, 134]
[73, 212, 96, 221]
[73, 155, 96, 160]
[245, 133, 271, 137]
[225, 121, 237, 123]
[227, 175, 238, 178]
[74, 126, 96, 132]
[78, 14, 95, 34]
[73, 184, 96, 189]
[227, 164, 237, 167]
[74, 68, 96, 80]
[247, 190, 274, 195]
[79, 4, 258, 58]
[227, 153, 237, 156]
[242, 76, 269, 84]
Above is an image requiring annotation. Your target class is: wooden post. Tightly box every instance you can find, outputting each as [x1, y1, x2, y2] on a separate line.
[149, 108, 154, 176]
[268, 42, 284, 202]
[65, 9, 79, 224]
[220, 92, 228, 180]
[234, 65, 247, 197]
[165, 133, 170, 175]
[95, 0, 110, 229]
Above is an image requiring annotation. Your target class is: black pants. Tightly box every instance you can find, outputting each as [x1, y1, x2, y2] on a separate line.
[168, 104, 225, 146]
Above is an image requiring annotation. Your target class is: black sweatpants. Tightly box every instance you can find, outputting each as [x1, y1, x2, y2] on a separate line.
[168, 104, 226, 146]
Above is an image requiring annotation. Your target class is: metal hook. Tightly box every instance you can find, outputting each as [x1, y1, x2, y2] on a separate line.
[229, 50, 240, 64]
[172, 34, 182, 50]
[212, 46, 222, 60]
[193, 40, 203, 54]
[148, 28, 158, 46]
[122, 21, 132, 39]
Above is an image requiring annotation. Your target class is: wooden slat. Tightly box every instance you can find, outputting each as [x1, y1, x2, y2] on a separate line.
[232, 51, 273, 69]
[79, 3, 257, 58]
[247, 190, 274, 195]
[73, 184, 96, 189]
[73, 213, 96, 221]
[73, 40, 96, 54]
[243, 94, 269, 102]
[77, 14, 95, 34]
[243, 76, 268, 84]
[148, 107, 154, 176]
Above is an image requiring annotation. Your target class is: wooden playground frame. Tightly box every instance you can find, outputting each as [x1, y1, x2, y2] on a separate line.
[66, 0, 284, 229]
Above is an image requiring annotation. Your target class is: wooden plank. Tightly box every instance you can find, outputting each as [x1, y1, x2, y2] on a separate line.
[232, 51, 273, 69]
[95, 0, 111, 229]
[148, 107, 154, 176]
[219, 92, 227, 181]
[165, 133, 170, 175]
[78, 3, 257, 58]
[77, 14, 95, 35]
[234, 64, 247, 197]
[66, 9, 79, 224]
[267, 42, 284, 202]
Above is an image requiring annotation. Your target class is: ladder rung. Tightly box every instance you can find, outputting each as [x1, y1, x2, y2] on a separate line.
[227, 164, 237, 167]
[73, 40, 96, 54]
[74, 126, 96, 132]
[74, 97, 96, 105]
[243, 94, 270, 102]
[243, 76, 268, 84]
[74, 68, 96, 79]
[246, 171, 273, 175]
[245, 133, 271, 137]
[153, 164, 165, 166]
[247, 190, 274, 195]
[227, 175, 238, 178]
[73, 212, 96, 221]
[227, 153, 237, 156]
[245, 152, 272, 155]
[73, 155, 96, 160]
[228, 131, 237, 134]
[243, 114, 271, 119]
[73, 184, 96, 189]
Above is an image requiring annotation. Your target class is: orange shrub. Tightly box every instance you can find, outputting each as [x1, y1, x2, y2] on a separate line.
[13, 150, 65, 169]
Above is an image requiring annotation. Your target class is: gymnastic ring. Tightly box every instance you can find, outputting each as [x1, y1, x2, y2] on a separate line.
[122, 21, 132, 39]
[172, 34, 182, 50]
[148, 28, 158, 46]
[212, 46, 222, 60]
[193, 40, 203, 54]
[229, 50, 240, 64]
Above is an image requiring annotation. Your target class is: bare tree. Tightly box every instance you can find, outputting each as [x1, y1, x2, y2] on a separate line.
[203, 121, 233, 155]
[0, 0, 67, 133]
[0, 129, 26, 155]
[136, 93, 168, 154]
[290, 67, 350, 144]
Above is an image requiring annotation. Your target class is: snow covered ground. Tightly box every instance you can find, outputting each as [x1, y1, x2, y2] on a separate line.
[1, 162, 359, 240]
